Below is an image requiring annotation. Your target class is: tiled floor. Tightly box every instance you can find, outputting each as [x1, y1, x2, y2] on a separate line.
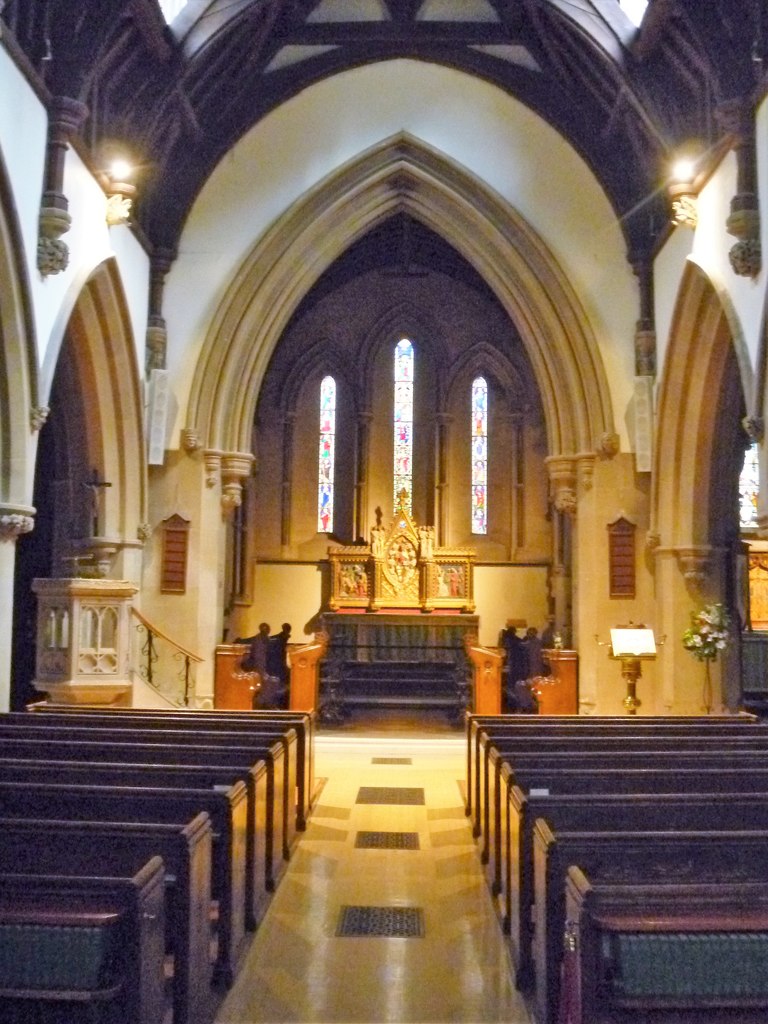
[214, 730, 532, 1024]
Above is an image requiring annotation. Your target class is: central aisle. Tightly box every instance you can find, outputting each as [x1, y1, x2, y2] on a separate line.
[215, 732, 532, 1023]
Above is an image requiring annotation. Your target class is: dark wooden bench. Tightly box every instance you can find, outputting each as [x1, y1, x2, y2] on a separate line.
[508, 789, 768, 998]
[477, 728, 768, 853]
[0, 720, 295, 868]
[0, 732, 282, 904]
[21, 707, 314, 832]
[464, 712, 758, 818]
[481, 739, 768, 887]
[562, 866, 768, 1024]
[0, 814, 212, 1024]
[0, 751, 270, 932]
[494, 762, 768, 927]
[0, 778, 247, 988]
[0, 855, 166, 1024]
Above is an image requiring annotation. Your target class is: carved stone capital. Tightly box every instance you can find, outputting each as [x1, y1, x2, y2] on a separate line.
[674, 546, 713, 592]
[30, 405, 50, 432]
[221, 452, 255, 480]
[576, 454, 595, 491]
[203, 450, 222, 487]
[221, 452, 255, 514]
[0, 508, 35, 541]
[137, 523, 152, 543]
[727, 203, 760, 240]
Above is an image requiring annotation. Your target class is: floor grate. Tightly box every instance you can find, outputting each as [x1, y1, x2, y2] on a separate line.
[371, 757, 413, 765]
[336, 905, 425, 937]
[356, 786, 425, 805]
[355, 830, 420, 850]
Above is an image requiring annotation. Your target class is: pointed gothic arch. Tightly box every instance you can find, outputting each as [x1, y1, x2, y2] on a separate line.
[52, 259, 147, 559]
[0, 151, 38, 507]
[187, 132, 614, 460]
[654, 261, 751, 553]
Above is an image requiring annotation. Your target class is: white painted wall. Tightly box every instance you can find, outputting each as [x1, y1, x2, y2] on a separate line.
[166, 58, 638, 450]
[656, 94, 768, 399]
[0, 48, 150, 399]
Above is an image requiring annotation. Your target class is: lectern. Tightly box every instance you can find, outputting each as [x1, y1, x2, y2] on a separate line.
[609, 627, 657, 715]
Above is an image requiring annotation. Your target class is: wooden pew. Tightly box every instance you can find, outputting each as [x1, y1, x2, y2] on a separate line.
[0, 815, 212, 1024]
[23, 707, 316, 832]
[0, 732, 283, 901]
[508, 789, 768, 998]
[0, 720, 296, 865]
[0, 779, 247, 988]
[481, 737, 768, 884]
[469, 716, 764, 839]
[495, 762, 768, 928]
[0, 755, 270, 933]
[0, 855, 166, 1024]
[561, 866, 768, 1024]
[464, 712, 758, 818]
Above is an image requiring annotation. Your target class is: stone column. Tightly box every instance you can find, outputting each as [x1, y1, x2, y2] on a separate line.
[718, 98, 762, 278]
[38, 97, 88, 276]
[433, 412, 451, 546]
[354, 410, 372, 542]
[0, 506, 35, 711]
[279, 413, 295, 554]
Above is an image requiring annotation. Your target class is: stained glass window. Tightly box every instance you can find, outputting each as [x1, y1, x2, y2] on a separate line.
[471, 377, 488, 534]
[317, 376, 336, 533]
[740, 441, 760, 529]
[393, 339, 414, 513]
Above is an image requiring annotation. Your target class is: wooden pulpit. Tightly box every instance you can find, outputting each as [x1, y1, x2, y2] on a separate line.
[465, 640, 502, 715]
[288, 635, 328, 712]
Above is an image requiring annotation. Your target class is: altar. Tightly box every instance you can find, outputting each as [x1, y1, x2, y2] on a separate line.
[321, 498, 479, 720]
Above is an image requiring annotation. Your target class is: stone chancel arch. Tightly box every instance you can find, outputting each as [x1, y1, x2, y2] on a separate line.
[187, 133, 616, 474]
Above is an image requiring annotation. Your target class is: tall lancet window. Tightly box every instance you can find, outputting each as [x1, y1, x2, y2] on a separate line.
[393, 338, 414, 513]
[740, 441, 760, 529]
[471, 377, 488, 534]
[317, 376, 336, 533]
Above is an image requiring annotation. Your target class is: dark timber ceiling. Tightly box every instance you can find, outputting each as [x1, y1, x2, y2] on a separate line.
[2, 0, 766, 258]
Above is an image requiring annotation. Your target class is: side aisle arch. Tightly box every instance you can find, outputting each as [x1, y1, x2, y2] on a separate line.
[653, 261, 751, 555]
[186, 133, 615, 467]
[0, 149, 38, 510]
[59, 258, 147, 552]
[653, 260, 750, 711]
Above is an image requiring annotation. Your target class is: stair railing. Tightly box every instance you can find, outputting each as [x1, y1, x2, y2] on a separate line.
[129, 607, 203, 707]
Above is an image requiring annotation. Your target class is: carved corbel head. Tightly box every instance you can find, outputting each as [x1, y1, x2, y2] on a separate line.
[546, 454, 578, 516]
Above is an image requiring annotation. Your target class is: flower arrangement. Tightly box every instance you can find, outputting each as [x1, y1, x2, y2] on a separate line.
[682, 603, 731, 661]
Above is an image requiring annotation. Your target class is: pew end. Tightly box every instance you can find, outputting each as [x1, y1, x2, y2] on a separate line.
[561, 867, 768, 1024]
